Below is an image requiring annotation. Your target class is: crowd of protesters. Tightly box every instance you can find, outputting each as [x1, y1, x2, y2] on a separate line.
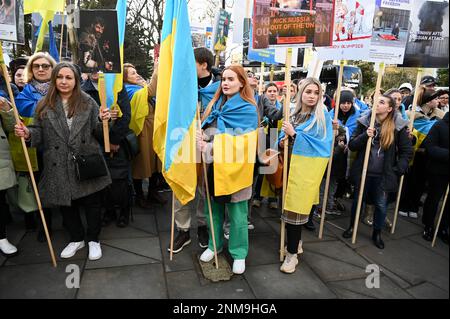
[0, 48, 448, 276]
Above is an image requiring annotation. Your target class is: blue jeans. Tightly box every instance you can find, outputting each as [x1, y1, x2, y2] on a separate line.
[350, 176, 388, 231]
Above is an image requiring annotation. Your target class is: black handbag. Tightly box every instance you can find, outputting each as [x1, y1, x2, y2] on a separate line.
[72, 153, 108, 181]
[123, 130, 140, 159]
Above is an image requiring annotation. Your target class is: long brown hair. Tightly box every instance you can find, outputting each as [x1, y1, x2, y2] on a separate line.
[202, 65, 257, 122]
[379, 94, 396, 150]
[123, 63, 136, 84]
[36, 62, 85, 119]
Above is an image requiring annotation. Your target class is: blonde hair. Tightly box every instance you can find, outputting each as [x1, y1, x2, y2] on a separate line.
[24, 52, 57, 83]
[291, 77, 328, 137]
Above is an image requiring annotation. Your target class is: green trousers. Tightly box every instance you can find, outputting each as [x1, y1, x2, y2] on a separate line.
[204, 200, 249, 260]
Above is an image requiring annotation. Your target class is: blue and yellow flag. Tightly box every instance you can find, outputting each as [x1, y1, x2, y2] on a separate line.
[202, 94, 259, 196]
[102, 0, 127, 111]
[153, 0, 198, 205]
[412, 117, 436, 151]
[281, 112, 333, 215]
[125, 84, 149, 135]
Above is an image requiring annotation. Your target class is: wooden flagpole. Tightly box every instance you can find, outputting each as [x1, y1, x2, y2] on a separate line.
[169, 193, 175, 260]
[59, 3, 66, 61]
[0, 44, 57, 267]
[280, 47, 292, 262]
[98, 73, 110, 153]
[352, 62, 385, 244]
[259, 62, 265, 95]
[197, 108, 219, 269]
[432, 185, 449, 247]
[391, 68, 423, 234]
[319, 60, 345, 239]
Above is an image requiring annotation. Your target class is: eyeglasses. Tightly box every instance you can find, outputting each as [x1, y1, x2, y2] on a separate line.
[32, 63, 52, 71]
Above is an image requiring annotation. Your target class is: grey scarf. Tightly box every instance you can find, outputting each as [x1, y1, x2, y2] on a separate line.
[31, 79, 50, 96]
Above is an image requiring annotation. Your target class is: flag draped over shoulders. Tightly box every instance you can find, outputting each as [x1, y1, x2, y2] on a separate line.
[9, 84, 42, 171]
[281, 111, 333, 215]
[412, 117, 436, 151]
[202, 93, 259, 196]
[198, 81, 220, 112]
[125, 84, 149, 135]
[153, 0, 198, 206]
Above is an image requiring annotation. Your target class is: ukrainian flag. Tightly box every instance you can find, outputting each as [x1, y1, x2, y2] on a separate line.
[102, 0, 127, 111]
[153, 0, 198, 205]
[412, 117, 436, 152]
[125, 84, 149, 135]
[25, 0, 65, 53]
[202, 94, 259, 196]
[281, 112, 333, 215]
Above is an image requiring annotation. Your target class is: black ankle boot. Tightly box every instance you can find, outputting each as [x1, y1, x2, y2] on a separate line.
[342, 227, 353, 238]
[372, 229, 385, 249]
[422, 226, 434, 242]
[116, 209, 130, 228]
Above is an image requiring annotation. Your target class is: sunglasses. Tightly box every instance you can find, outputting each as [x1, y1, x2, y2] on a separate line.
[32, 63, 52, 71]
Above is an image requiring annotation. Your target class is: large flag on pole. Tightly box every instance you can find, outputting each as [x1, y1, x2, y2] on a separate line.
[153, 0, 198, 205]
[102, 0, 127, 110]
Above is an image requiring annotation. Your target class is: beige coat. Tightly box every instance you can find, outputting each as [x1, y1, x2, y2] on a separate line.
[132, 68, 162, 179]
[0, 108, 16, 191]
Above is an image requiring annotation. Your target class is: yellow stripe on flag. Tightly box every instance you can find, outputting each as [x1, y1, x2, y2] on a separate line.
[213, 130, 258, 196]
[129, 86, 149, 135]
[24, 0, 64, 14]
[284, 154, 329, 215]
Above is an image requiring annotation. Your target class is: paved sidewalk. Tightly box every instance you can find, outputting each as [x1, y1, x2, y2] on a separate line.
[0, 192, 448, 299]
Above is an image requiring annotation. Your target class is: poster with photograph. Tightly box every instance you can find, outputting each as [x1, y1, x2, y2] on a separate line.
[77, 10, 121, 73]
[0, 0, 24, 43]
[368, 0, 411, 64]
[191, 24, 207, 48]
[317, 0, 376, 61]
[268, 0, 315, 48]
[314, 0, 335, 47]
[252, 0, 271, 49]
[213, 9, 231, 52]
[400, 0, 449, 68]
[248, 19, 277, 64]
[205, 26, 214, 51]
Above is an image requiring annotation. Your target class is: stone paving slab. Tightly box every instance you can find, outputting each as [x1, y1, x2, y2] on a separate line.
[263, 217, 337, 242]
[0, 260, 84, 299]
[305, 240, 370, 268]
[406, 282, 449, 299]
[159, 231, 200, 273]
[84, 244, 157, 270]
[246, 232, 281, 267]
[407, 234, 449, 260]
[102, 237, 162, 261]
[356, 238, 449, 292]
[166, 269, 255, 299]
[331, 286, 375, 299]
[99, 223, 155, 240]
[244, 263, 337, 299]
[328, 276, 413, 299]
[302, 251, 368, 283]
[77, 264, 167, 299]
[384, 217, 423, 240]
[127, 213, 158, 236]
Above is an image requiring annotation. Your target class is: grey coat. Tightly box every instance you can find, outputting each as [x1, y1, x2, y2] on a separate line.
[0, 108, 16, 191]
[28, 92, 111, 207]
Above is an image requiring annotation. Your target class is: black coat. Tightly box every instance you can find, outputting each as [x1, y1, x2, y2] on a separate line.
[424, 112, 449, 176]
[348, 113, 413, 193]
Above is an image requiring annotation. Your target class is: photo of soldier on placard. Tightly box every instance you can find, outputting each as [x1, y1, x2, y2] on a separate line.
[77, 10, 121, 73]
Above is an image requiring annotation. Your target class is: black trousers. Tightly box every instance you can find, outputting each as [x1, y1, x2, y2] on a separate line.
[60, 190, 104, 243]
[399, 152, 428, 213]
[422, 174, 449, 230]
[104, 179, 130, 213]
[286, 223, 302, 255]
[0, 189, 8, 239]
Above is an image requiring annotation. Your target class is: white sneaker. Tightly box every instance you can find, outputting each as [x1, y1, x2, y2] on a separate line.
[269, 202, 278, 209]
[280, 252, 298, 274]
[232, 259, 246, 274]
[0, 238, 18, 255]
[408, 211, 418, 219]
[251, 199, 261, 208]
[398, 210, 409, 217]
[199, 248, 221, 262]
[88, 241, 102, 260]
[247, 221, 255, 230]
[284, 240, 303, 255]
[224, 231, 230, 240]
[60, 241, 85, 259]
